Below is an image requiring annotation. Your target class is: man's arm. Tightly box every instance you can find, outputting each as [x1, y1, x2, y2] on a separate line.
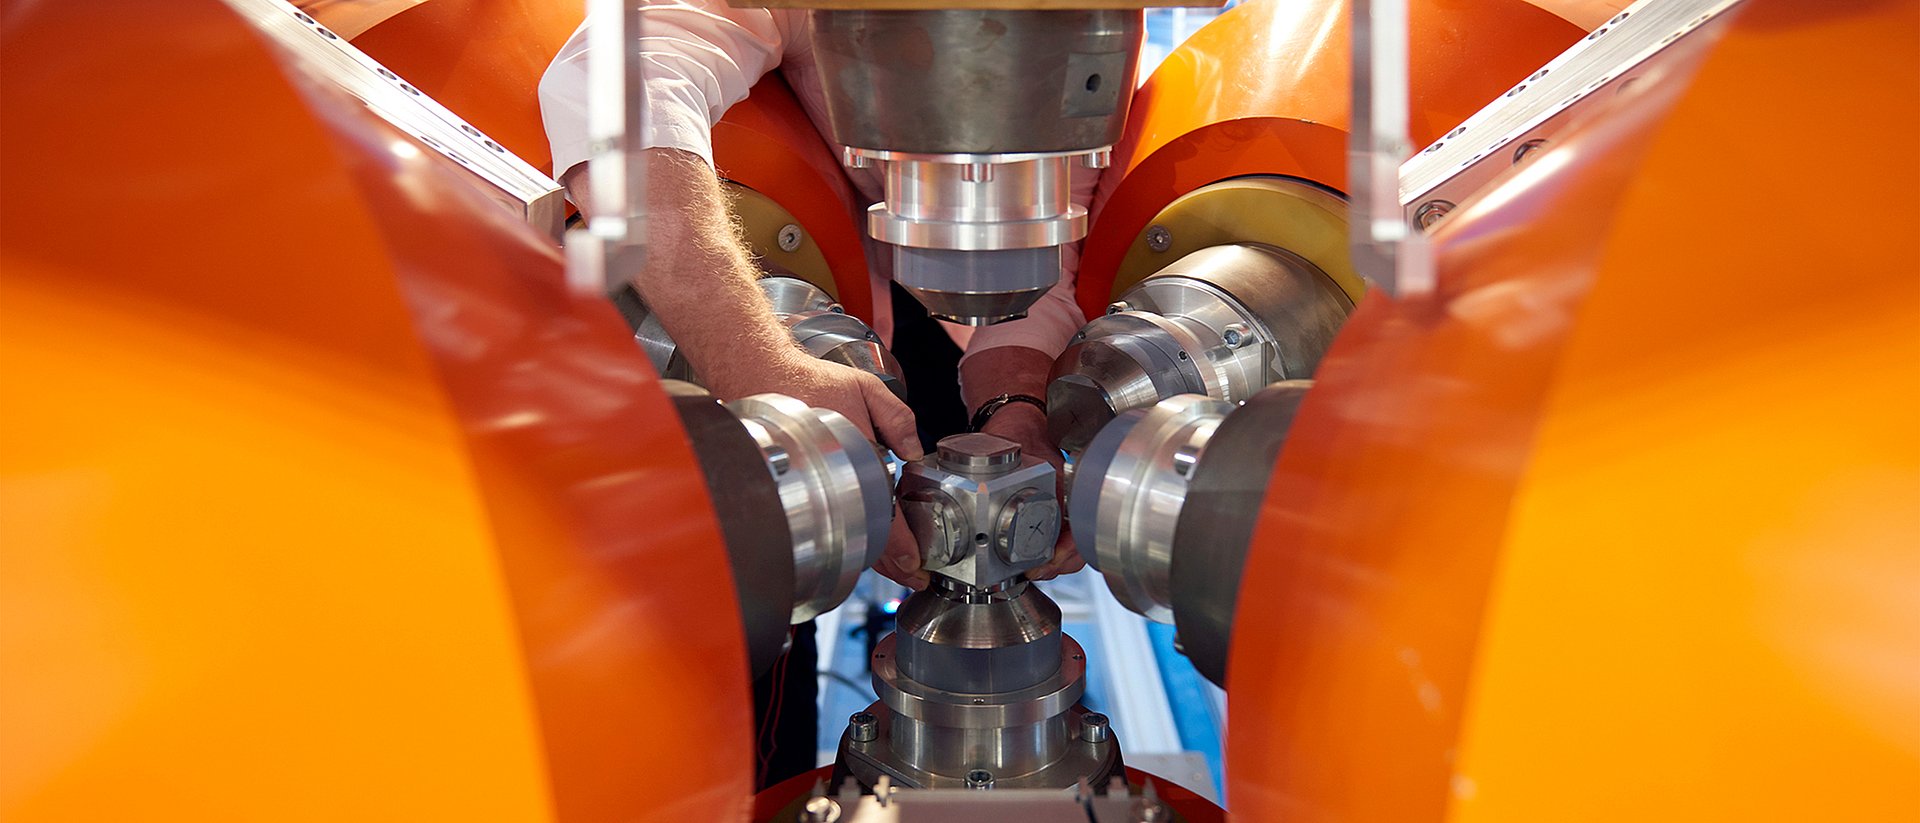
[563, 153, 922, 461]
[960, 289, 1085, 581]
[955, 163, 1101, 579]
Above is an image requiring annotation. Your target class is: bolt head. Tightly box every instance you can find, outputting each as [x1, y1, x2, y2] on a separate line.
[1106, 301, 1130, 316]
[1145, 224, 1172, 252]
[776, 223, 803, 252]
[1415, 200, 1455, 230]
[848, 711, 878, 742]
[1512, 138, 1548, 165]
[1082, 711, 1112, 743]
[1221, 322, 1251, 348]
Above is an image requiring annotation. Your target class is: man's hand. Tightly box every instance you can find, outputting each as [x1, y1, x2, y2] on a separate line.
[961, 345, 1081, 581]
[570, 151, 930, 587]
[875, 502, 929, 590]
[706, 350, 930, 590]
[980, 399, 1083, 580]
[708, 348, 924, 462]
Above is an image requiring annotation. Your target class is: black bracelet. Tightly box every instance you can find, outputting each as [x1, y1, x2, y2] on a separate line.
[969, 393, 1047, 432]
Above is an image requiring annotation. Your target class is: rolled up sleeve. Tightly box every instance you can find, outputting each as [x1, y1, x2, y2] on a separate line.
[539, 0, 799, 177]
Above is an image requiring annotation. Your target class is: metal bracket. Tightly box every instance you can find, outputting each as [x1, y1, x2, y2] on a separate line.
[221, 0, 566, 242]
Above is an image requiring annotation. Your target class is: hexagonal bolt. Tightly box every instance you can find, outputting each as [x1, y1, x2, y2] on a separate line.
[777, 223, 804, 253]
[964, 769, 995, 790]
[847, 711, 877, 743]
[1082, 711, 1111, 744]
[1145, 224, 1172, 252]
[1222, 322, 1252, 348]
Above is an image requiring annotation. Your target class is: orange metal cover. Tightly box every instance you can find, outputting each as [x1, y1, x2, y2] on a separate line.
[0, 2, 753, 820]
[344, 1, 876, 322]
[1079, 0, 1582, 320]
[711, 72, 878, 323]
[345, 0, 587, 176]
[1227, 1, 1920, 820]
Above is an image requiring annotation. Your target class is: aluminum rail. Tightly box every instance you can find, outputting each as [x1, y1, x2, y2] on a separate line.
[1400, 0, 1746, 228]
[223, 0, 566, 241]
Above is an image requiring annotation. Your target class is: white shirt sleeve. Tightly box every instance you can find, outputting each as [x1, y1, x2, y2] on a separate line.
[959, 164, 1102, 363]
[538, 0, 802, 177]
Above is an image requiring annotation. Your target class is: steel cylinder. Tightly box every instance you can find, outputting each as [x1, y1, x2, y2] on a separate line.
[1072, 382, 1313, 685]
[1048, 243, 1351, 453]
[839, 582, 1120, 789]
[806, 10, 1142, 155]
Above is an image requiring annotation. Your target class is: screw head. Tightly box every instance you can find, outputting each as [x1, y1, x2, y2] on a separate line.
[1512, 138, 1548, 165]
[1082, 711, 1112, 744]
[848, 711, 878, 742]
[1106, 301, 1130, 316]
[965, 769, 995, 789]
[1145, 224, 1172, 252]
[777, 223, 803, 252]
[1222, 322, 1251, 348]
[1414, 200, 1455, 231]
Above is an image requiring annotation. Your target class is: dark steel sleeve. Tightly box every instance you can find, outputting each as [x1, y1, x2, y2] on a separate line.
[1168, 380, 1313, 687]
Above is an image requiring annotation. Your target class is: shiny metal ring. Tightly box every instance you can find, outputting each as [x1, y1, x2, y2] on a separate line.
[871, 634, 1088, 729]
[868, 204, 1088, 251]
[725, 394, 894, 623]
[1073, 394, 1233, 623]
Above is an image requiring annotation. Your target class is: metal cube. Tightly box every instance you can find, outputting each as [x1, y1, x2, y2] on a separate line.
[898, 433, 1060, 588]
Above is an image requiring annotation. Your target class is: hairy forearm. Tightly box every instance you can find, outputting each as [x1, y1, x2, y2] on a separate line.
[959, 345, 1054, 413]
[564, 149, 799, 394]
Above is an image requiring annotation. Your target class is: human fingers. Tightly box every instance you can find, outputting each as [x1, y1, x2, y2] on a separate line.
[862, 375, 924, 461]
[874, 502, 928, 590]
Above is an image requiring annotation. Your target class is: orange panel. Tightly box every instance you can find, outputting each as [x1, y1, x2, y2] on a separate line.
[713, 74, 876, 323]
[1079, 0, 1582, 320]
[1227, 1, 1919, 821]
[0, 2, 750, 821]
[1521, 0, 1632, 30]
[348, 3, 874, 321]
[348, 0, 586, 175]
[1448, 1, 1920, 819]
